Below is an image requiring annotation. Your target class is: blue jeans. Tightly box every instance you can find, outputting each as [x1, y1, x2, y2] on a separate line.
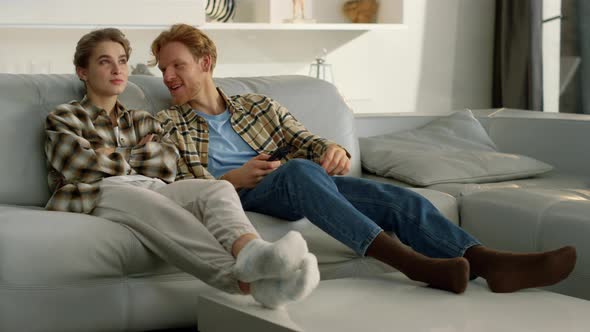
[239, 159, 481, 257]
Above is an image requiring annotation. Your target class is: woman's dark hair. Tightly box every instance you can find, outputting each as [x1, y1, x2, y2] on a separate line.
[73, 28, 132, 68]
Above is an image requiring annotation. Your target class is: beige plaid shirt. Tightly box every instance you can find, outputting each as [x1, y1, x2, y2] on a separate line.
[45, 96, 179, 213]
[156, 88, 347, 181]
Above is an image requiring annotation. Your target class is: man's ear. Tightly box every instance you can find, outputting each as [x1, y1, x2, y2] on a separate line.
[199, 55, 212, 73]
[76, 66, 88, 82]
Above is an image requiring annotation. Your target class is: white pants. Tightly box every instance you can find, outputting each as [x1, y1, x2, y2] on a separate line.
[92, 176, 259, 293]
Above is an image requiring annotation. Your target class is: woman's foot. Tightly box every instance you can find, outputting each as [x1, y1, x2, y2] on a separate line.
[250, 253, 320, 309]
[233, 231, 309, 282]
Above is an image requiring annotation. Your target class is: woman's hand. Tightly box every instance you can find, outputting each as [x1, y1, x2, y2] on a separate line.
[96, 147, 116, 155]
[138, 133, 155, 145]
[321, 145, 351, 176]
[222, 154, 281, 189]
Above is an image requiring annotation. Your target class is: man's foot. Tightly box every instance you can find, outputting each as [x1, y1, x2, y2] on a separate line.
[233, 231, 308, 282]
[466, 245, 577, 293]
[405, 257, 470, 294]
[250, 253, 320, 309]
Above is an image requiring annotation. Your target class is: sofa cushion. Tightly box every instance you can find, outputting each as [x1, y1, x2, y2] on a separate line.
[359, 110, 553, 186]
[0, 205, 176, 285]
[428, 172, 590, 197]
[460, 188, 590, 300]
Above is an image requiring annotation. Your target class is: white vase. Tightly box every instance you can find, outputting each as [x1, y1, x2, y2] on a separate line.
[205, 0, 236, 22]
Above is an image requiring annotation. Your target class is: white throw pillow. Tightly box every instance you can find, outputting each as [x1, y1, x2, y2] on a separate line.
[359, 110, 553, 186]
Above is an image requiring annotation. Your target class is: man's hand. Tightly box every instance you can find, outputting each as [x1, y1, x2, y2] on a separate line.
[320, 145, 351, 176]
[222, 154, 281, 189]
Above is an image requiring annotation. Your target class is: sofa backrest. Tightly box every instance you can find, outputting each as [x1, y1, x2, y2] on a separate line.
[0, 74, 360, 207]
[354, 109, 590, 176]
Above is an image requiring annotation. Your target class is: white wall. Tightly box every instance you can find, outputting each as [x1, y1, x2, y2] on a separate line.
[0, 0, 495, 114]
[543, 0, 562, 113]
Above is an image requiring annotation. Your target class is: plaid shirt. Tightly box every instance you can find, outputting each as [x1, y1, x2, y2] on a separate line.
[45, 96, 179, 213]
[156, 88, 347, 181]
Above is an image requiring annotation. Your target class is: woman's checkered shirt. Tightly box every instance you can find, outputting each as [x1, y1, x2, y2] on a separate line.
[45, 97, 179, 213]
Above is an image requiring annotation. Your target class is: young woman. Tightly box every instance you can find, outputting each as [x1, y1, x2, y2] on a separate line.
[44, 28, 319, 309]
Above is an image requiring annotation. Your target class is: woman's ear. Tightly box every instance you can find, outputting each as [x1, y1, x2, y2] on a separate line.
[76, 66, 88, 82]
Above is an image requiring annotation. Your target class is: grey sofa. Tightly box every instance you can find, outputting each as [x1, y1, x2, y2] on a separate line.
[0, 74, 458, 332]
[2, 74, 589, 331]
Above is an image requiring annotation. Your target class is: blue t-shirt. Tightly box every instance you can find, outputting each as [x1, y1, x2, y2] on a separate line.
[196, 109, 257, 178]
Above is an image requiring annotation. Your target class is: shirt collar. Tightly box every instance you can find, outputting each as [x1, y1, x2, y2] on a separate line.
[177, 87, 246, 120]
[80, 95, 128, 121]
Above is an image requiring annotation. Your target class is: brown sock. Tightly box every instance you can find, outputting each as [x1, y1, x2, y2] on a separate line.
[366, 232, 470, 294]
[464, 245, 577, 293]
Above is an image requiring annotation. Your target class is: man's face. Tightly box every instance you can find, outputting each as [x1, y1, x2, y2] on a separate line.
[157, 41, 209, 105]
[77, 41, 128, 99]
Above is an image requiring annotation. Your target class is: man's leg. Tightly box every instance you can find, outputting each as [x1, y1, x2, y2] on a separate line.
[464, 245, 576, 293]
[332, 176, 577, 293]
[155, 179, 320, 308]
[331, 176, 480, 258]
[239, 159, 470, 293]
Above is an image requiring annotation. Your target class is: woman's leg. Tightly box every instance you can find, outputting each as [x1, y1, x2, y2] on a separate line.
[155, 179, 320, 308]
[155, 179, 259, 253]
[92, 182, 241, 294]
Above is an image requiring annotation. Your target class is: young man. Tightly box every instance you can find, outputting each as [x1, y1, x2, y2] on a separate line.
[152, 24, 577, 294]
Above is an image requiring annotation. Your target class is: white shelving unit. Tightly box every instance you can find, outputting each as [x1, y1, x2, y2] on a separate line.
[202, 22, 406, 31]
[0, 0, 404, 32]
[228, 0, 404, 31]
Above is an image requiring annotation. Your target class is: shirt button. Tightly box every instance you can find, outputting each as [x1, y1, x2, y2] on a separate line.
[120, 138, 125, 144]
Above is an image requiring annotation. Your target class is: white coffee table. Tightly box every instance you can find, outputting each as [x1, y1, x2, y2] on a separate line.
[197, 272, 590, 332]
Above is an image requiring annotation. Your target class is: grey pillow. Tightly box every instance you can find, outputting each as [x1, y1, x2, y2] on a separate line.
[359, 110, 553, 186]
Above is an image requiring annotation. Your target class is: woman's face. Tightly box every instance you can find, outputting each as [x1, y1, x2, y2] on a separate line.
[77, 41, 128, 98]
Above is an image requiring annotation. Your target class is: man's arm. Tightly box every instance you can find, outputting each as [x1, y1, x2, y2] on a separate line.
[155, 110, 205, 180]
[220, 154, 281, 189]
[272, 100, 351, 175]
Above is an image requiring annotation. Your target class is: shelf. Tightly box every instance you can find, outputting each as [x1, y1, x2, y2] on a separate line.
[201, 23, 407, 31]
[0, 24, 173, 30]
[0, 23, 406, 32]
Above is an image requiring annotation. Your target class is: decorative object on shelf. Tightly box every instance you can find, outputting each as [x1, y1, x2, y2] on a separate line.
[205, 0, 236, 23]
[343, 0, 379, 23]
[308, 48, 334, 83]
[131, 63, 154, 76]
[284, 0, 316, 23]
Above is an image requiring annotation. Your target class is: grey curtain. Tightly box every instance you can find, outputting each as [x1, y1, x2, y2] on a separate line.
[577, 0, 590, 114]
[493, 0, 543, 111]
